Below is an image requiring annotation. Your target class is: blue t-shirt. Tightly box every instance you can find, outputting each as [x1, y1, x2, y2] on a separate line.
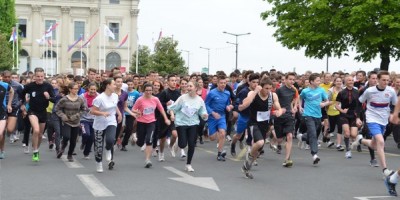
[300, 87, 328, 118]
[125, 90, 140, 115]
[0, 82, 10, 112]
[205, 88, 231, 117]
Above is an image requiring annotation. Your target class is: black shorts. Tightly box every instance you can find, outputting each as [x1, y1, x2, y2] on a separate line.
[0, 111, 7, 120]
[248, 124, 269, 143]
[321, 109, 328, 120]
[158, 120, 177, 139]
[7, 107, 19, 117]
[28, 110, 47, 123]
[274, 115, 295, 138]
[340, 116, 357, 127]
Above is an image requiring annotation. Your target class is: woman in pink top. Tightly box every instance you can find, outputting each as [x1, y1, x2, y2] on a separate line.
[196, 77, 208, 101]
[133, 83, 170, 168]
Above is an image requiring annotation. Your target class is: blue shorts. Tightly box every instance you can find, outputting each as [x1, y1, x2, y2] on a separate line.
[236, 114, 249, 135]
[208, 117, 227, 136]
[367, 123, 386, 137]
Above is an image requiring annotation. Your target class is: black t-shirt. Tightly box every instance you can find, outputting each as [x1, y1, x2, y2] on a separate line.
[158, 88, 181, 113]
[276, 85, 296, 116]
[336, 88, 360, 118]
[22, 82, 55, 112]
[249, 93, 272, 134]
[236, 87, 251, 117]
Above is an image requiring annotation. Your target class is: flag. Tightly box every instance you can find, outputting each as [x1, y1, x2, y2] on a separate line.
[117, 34, 128, 48]
[9, 27, 17, 42]
[68, 36, 83, 52]
[81, 29, 99, 48]
[45, 23, 59, 38]
[36, 36, 45, 44]
[104, 24, 115, 40]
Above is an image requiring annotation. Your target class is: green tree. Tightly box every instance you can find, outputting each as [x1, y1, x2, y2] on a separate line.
[0, 34, 14, 71]
[0, 0, 16, 35]
[261, 0, 400, 71]
[130, 45, 152, 74]
[151, 37, 186, 75]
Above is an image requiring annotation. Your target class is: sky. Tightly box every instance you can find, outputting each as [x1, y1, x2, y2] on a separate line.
[137, 0, 400, 75]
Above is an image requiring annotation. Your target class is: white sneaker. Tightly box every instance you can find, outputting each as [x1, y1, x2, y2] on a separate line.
[345, 151, 352, 159]
[158, 152, 165, 162]
[96, 162, 103, 173]
[152, 149, 158, 157]
[329, 133, 334, 138]
[185, 164, 194, 172]
[83, 155, 90, 160]
[169, 145, 176, 157]
[141, 144, 146, 152]
[226, 135, 232, 142]
[105, 150, 112, 162]
[296, 133, 303, 141]
[351, 135, 363, 149]
[180, 149, 186, 159]
[42, 135, 47, 139]
[9, 134, 15, 144]
[24, 145, 30, 154]
[305, 144, 310, 150]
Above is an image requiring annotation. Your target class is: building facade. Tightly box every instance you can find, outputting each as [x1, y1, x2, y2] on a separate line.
[16, 0, 139, 75]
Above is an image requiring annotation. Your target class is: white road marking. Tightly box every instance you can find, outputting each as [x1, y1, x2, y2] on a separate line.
[164, 166, 220, 192]
[354, 196, 394, 200]
[61, 155, 84, 168]
[77, 174, 114, 197]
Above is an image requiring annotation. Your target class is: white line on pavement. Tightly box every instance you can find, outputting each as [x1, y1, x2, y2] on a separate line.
[354, 196, 394, 200]
[61, 155, 84, 168]
[77, 174, 114, 197]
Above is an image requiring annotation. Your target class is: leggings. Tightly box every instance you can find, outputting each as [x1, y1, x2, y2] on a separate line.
[122, 115, 135, 147]
[136, 122, 155, 147]
[177, 125, 197, 165]
[61, 123, 80, 156]
[22, 116, 31, 146]
[197, 117, 206, 138]
[328, 115, 342, 134]
[94, 125, 116, 162]
[81, 121, 94, 156]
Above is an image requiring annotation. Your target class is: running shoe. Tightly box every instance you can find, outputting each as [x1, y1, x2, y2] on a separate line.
[121, 146, 128, 152]
[369, 159, 379, 167]
[24, 145, 30, 154]
[282, 159, 293, 168]
[241, 160, 253, 179]
[83, 155, 90, 160]
[169, 145, 176, 157]
[199, 136, 204, 144]
[57, 149, 64, 159]
[49, 142, 54, 150]
[305, 144, 310, 150]
[221, 150, 227, 159]
[327, 141, 335, 148]
[0, 151, 4, 159]
[145, 160, 152, 168]
[105, 150, 112, 162]
[67, 155, 74, 162]
[32, 152, 40, 162]
[336, 145, 345, 151]
[185, 164, 195, 172]
[108, 160, 115, 170]
[180, 149, 186, 159]
[253, 160, 258, 166]
[384, 176, 398, 196]
[312, 154, 320, 165]
[345, 151, 352, 159]
[239, 141, 244, 150]
[217, 155, 225, 161]
[276, 145, 282, 154]
[79, 143, 85, 151]
[351, 135, 363, 149]
[357, 145, 362, 152]
[230, 143, 236, 157]
[96, 162, 103, 173]
[226, 135, 232, 142]
[158, 153, 165, 162]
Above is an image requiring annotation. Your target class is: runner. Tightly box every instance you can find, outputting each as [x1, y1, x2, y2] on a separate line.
[327, 77, 343, 151]
[79, 82, 98, 159]
[121, 78, 140, 151]
[20, 67, 55, 162]
[0, 78, 14, 159]
[354, 70, 397, 177]
[239, 77, 283, 178]
[168, 81, 208, 172]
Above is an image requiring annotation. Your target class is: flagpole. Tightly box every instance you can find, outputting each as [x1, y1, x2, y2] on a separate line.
[12, 27, 15, 70]
[127, 32, 130, 74]
[86, 32, 89, 70]
[136, 44, 139, 74]
[16, 24, 19, 72]
[103, 24, 106, 72]
[56, 20, 59, 75]
[50, 23, 53, 76]
[80, 34, 83, 76]
[45, 30, 48, 76]
[98, 25, 101, 73]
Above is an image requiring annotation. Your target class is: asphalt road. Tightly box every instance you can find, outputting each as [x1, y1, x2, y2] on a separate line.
[1, 135, 399, 200]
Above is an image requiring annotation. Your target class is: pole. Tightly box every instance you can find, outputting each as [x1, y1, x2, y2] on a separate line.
[12, 27, 15, 70]
[80, 34, 83, 76]
[98, 25, 101, 73]
[235, 36, 238, 70]
[127, 32, 130, 73]
[56, 20, 59, 75]
[207, 49, 210, 75]
[136, 44, 139, 74]
[86, 33, 89, 71]
[326, 55, 329, 73]
[50, 23, 53, 76]
[103, 24, 106, 72]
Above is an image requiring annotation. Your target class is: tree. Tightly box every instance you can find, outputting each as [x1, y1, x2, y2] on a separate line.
[0, 34, 14, 71]
[261, 0, 400, 71]
[151, 37, 186, 75]
[130, 45, 152, 74]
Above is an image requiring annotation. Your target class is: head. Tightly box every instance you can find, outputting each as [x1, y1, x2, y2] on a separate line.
[259, 77, 274, 96]
[11, 72, 19, 82]
[149, 71, 158, 82]
[356, 70, 366, 82]
[74, 76, 83, 88]
[211, 75, 218, 85]
[187, 81, 199, 96]
[332, 77, 343, 88]
[67, 82, 79, 95]
[197, 78, 204, 89]
[133, 75, 139, 85]
[189, 74, 197, 82]
[2, 71, 11, 83]
[368, 71, 378, 86]
[95, 74, 101, 82]
[87, 82, 98, 96]
[217, 75, 227, 91]
[152, 80, 163, 93]
[101, 72, 109, 81]
[377, 71, 390, 88]
[50, 79, 58, 89]
[395, 77, 400, 89]
[180, 78, 188, 92]
[100, 79, 116, 93]
[114, 76, 123, 89]
[34, 68, 45, 84]
[323, 73, 332, 84]
[308, 73, 321, 88]
[87, 68, 97, 81]
[230, 72, 238, 83]
[248, 73, 260, 90]
[167, 74, 177, 90]
[344, 76, 354, 88]
[142, 83, 153, 97]
[285, 72, 296, 87]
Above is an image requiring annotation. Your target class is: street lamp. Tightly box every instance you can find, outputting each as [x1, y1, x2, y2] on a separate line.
[199, 47, 210, 74]
[223, 31, 251, 70]
[181, 50, 190, 74]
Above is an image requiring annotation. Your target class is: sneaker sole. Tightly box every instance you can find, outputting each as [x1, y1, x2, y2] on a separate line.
[313, 157, 320, 165]
[108, 161, 115, 170]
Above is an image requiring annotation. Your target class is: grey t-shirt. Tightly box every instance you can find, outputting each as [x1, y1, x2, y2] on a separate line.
[276, 85, 296, 116]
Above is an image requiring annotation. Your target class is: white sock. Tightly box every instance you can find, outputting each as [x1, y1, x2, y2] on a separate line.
[390, 171, 399, 184]
[33, 149, 39, 153]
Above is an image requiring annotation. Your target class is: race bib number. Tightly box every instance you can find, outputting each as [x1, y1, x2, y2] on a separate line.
[143, 107, 155, 115]
[257, 111, 270, 122]
[32, 92, 36, 98]
[181, 105, 196, 117]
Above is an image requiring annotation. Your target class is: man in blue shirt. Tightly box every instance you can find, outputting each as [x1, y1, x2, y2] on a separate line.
[298, 73, 329, 165]
[205, 75, 233, 161]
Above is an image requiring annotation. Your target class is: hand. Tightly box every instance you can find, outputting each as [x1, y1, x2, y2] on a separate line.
[320, 102, 327, 108]
[226, 105, 233, 112]
[170, 115, 175, 122]
[44, 92, 50, 99]
[61, 115, 69, 122]
[212, 112, 221, 120]
[254, 86, 262, 93]
[166, 100, 173, 106]
[103, 112, 110, 117]
[299, 107, 304, 114]
[165, 119, 171, 126]
[356, 118, 363, 127]
[22, 111, 27, 118]
[202, 114, 208, 120]
[291, 107, 297, 114]
[7, 105, 12, 113]
[117, 115, 122, 123]
[391, 115, 400, 124]
[342, 108, 348, 114]
[70, 114, 78, 121]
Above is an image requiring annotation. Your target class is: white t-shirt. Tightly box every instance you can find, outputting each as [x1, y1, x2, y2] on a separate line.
[92, 92, 119, 130]
[122, 83, 128, 92]
[359, 86, 397, 125]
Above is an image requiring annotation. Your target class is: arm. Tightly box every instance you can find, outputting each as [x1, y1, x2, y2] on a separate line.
[204, 91, 214, 114]
[391, 96, 400, 124]
[156, 98, 170, 125]
[272, 92, 284, 117]
[198, 99, 208, 120]
[6, 86, 14, 113]
[55, 98, 69, 121]
[240, 86, 262, 111]
[168, 96, 183, 115]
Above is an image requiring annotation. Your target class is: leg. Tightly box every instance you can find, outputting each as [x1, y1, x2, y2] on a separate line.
[305, 117, 318, 156]
[144, 122, 156, 161]
[94, 129, 105, 163]
[28, 115, 40, 151]
[83, 123, 95, 157]
[0, 120, 7, 152]
[186, 126, 197, 165]
[67, 126, 80, 156]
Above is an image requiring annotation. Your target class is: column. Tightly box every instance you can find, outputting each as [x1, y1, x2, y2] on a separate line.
[31, 5, 41, 59]
[60, 6, 70, 73]
[89, 7, 99, 71]
[130, 8, 139, 70]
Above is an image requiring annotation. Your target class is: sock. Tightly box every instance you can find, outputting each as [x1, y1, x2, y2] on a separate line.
[369, 147, 375, 160]
[33, 149, 39, 153]
[344, 137, 350, 151]
[390, 171, 399, 184]
[218, 151, 221, 156]
[358, 138, 362, 145]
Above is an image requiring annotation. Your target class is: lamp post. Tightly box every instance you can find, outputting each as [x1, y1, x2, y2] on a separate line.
[223, 31, 251, 70]
[199, 47, 210, 74]
[181, 49, 190, 74]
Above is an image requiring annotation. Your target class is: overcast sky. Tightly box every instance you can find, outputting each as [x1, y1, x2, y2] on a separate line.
[137, 0, 400, 75]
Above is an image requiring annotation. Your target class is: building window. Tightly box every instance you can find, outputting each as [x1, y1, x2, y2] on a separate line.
[110, 0, 120, 4]
[109, 22, 119, 41]
[45, 20, 56, 39]
[18, 19, 27, 38]
[74, 21, 85, 41]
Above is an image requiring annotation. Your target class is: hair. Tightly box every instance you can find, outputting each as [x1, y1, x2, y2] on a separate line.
[190, 73, 197, 80]
[167, 74, 176, 81]
[331, 77, 342, 88]
[217, 75, 226, 80]
[149, 70, 157, 74]
[87, 82, 97, 90]
[100, 79, 113, 93]
[142, 83, 153, 92]
[34, 67, 44, 74]
[113, 76, 123, 81]
[309, 73, 320, 82]
[377, 70, 390, 79]
[74, 75, 83, 82]
[260, 77, 273, 87]
[230, 72, 238, 78]
[60, 82, 78, 95]
[153, 80, 164, 91]
[180, 78, 188, 84]
[285, 72, 296, 79]
[2, 70, 11, 76]
[67, 74, 74, 79]
[368, 71, 378, 78]
[125, 78, 133, 83]
[323, 73, 331, 78]
[88, 68, 97, 74]
[249, 73, 260, 82]
[356, 70, 366, 77]
[189, 80, 200, 88]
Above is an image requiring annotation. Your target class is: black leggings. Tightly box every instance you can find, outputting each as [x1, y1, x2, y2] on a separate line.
[22, 116, 31, 146]
[177, 125, 197, 165]
[328, 115, 342, 134]
[137, 122, 155, 147]
[61, 123, 80, 156]
[122, 115, 135, 147]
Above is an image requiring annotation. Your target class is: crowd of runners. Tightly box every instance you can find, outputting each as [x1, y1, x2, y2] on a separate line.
[0, 67, 400, 196]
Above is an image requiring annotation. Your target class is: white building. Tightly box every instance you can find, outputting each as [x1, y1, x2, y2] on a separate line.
[15, 0, 139, 75]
